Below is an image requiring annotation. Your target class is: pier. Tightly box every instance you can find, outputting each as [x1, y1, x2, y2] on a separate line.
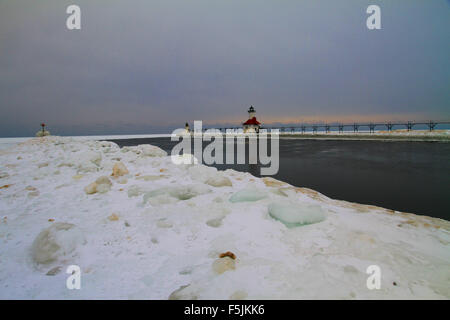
[207, 120, 450, 134]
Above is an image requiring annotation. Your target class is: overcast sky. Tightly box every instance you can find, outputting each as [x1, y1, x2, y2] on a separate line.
[0, 0, 449, 137]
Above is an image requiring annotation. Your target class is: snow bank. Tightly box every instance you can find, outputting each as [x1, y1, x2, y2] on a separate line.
[0, 136, 449, 299]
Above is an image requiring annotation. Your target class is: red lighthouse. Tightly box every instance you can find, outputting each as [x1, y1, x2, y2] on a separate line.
[243, 106, 261, 133]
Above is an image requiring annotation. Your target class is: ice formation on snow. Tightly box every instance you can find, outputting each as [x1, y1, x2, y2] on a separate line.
[268, 202, 327, 227]
[121, 144, 167, 157]
[212, 256, 236, 274]
[84, 175, 112, 194]
[31, 222, 86, 264]
[0, 136, 449, 299]
[229, 188, 268, 203]
[205, 174, 232, 187]
[112, 161, 129, 177]
[143, 184, 211, 205]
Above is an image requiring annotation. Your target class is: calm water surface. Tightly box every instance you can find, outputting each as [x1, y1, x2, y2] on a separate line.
[110, 138, 450, 220]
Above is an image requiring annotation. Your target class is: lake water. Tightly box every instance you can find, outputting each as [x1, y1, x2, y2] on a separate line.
[110, 137, 450, 220]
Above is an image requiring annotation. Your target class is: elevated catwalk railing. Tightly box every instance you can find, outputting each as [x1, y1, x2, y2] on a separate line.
[207, 120, 450, 134]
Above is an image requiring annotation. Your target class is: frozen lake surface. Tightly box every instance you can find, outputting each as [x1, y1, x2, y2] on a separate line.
[111, 137, 450, 220]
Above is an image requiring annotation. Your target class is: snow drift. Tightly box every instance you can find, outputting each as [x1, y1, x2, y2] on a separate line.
[0, 136, 449, 299]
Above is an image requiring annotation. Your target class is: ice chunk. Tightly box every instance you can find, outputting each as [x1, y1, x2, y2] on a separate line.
[31, 222, 86, 264]
[206, 217, 223, 228]
[112, 161, 129, 177]
[205, 174, 232, 187]
[171, 153, 198, 165]
[168, 284, 198, 300]
[168, 184, 211, 200]
[84, 182, 97, 194]
[74, 150, 102, 172]
[143, 184, 211, 204]
[268, 202, 327, 227]
[128, 185, 147, 197]
[212, 257, 236, 274]
[122, 144, 167, 157]
[229, 188, 268, 203]
[188, 165, 217, 182]
[84, 176, 112, 194]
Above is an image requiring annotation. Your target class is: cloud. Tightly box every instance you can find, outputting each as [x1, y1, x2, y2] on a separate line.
[0, 0, 449, 137]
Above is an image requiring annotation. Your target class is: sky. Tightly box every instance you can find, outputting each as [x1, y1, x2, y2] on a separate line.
[0, 0, 449, 137]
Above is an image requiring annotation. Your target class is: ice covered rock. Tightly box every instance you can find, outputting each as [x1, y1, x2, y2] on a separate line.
[140, 144, 167, 157]
[96, 183, 111, 194]
[73, 150, 102, 173]
[268, 202, 327, 227]
[84, 176, 112, 194]
[46, 266, 62, 276]
[229, 188, 268, 203]
[168, 284, 198, 300]
[143, 184, 211, 204]
[108, 213, 119, 221]
[205, 174, 232, 187]
[83, 150, 102, 166]
[116, 177, 128, 184]
[28, 191, 40, 197]
[38, 162, 49, 168]
[128, 185, 146, 198]
[122, 144, 167, 157]
[136, 175, 164, 181]
[188, 165, 217, 182]
[36, 130, 50, 137]
[212, 256, 236, 274]
[112, 161, 129, 177]
[84, 182, 97, 194]
[168, 184, 211, 200]
[96, 176, 112, 186]
[31, 222, 86, 264]
[171, 153, 198, 165]
[229, 290, 248, 300]
[156, 219, 173, 228]
[206, 217, 223, 228]
[0, 172, 9, 179]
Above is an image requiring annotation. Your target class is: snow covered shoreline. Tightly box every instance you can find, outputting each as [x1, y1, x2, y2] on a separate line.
[0, 136, 449, 299]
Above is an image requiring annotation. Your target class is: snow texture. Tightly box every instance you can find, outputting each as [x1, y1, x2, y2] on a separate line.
[0, 136, 449, 299]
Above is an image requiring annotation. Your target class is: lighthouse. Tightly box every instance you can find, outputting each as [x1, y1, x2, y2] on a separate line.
[242, 105, 261, 133]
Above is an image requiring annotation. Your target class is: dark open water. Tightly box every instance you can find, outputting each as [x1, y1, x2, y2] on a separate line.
[110, 137, 450, 220]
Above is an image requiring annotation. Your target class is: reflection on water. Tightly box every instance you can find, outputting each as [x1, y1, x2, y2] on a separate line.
[110, 137, 450, 220]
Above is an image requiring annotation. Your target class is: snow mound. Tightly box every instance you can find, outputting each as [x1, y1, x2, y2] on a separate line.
[112, 161, 129, 177]
[205, 174, 232, 187]
[60, 150, 102, 173]
[31, 222, 86, 264]
[268, 202, 327, 227]
[188, 165, 232, 187]
[1, 136, 449, 299]
[171, 153, 199, 165]
[121, 144, 167, 157]
[143, 184, 211, 205]
[84, 176, 112, 194]
[229, 188, 268, 203]
[212, 257, 236, 274]
[188, 165, 217, 182]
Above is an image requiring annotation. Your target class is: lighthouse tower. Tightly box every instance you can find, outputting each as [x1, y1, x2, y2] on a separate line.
[243, 105, 261, 133]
